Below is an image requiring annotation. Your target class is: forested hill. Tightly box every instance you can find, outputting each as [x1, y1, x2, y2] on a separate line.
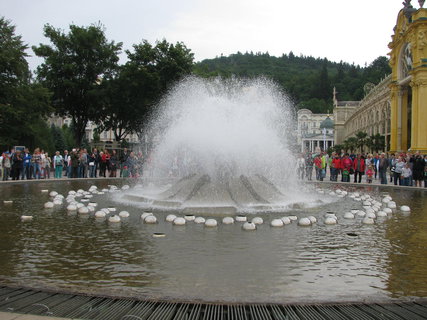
[193, 52, 391, 113]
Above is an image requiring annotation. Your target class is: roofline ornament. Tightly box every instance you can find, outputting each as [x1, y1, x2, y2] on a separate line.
[403, 0, 417, 19]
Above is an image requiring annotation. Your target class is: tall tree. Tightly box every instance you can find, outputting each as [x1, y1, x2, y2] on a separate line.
[355, 131, 368, 153]
[98, 39, 194, 141]
[0, 17, 51, 150]
[314, 58, 331, 100]
[33, 23, 122, 145]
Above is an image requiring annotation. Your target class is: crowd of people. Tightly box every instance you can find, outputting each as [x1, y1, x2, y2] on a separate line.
[296, 150, 427, 187]
[2, 146, 427, 188]
[0, 147, 145, 181]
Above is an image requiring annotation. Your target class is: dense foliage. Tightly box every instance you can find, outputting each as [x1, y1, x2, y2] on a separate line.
[98, 40, 194, 141]
[0, 17, 52, 151]
[33, 23, 123, 146]
[194, 52, 391, 113]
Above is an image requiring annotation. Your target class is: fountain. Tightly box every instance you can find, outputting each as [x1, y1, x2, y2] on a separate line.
[122, 77, 319, 214]
[0, 77, 427, 312]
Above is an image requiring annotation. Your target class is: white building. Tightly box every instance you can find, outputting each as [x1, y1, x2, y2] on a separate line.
[296, 109, 335, 153]
[48, 116, 139, 144]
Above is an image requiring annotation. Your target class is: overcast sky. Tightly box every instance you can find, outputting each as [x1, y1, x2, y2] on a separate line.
[1, 0, 408, 70]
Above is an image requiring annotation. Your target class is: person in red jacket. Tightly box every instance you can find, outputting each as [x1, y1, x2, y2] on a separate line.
[314, 154, 322, 181]
[341, 154, 352, 182]
[353, 154, 365, 183]
[331, 154, 341, 181]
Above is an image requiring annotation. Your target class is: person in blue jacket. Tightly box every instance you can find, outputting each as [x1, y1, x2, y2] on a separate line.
[22, 148, 32, 179]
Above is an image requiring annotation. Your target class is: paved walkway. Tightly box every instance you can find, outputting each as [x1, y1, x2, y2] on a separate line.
[0, 312, 73, 319]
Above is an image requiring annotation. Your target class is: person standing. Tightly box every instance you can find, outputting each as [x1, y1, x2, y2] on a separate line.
[88, 151, 96, 178]
[127, 151, 137, 177]
[366, 165, 374, 183]
[373, 153, 379, 179]
[389, 154, 397, 183]
[120, 148, 130, 177]
[99, 150, 110, 177]
[109, 150, 118, 177]
[70, 149, 79, 178]
[296, 153, 305, 180]
[2, 152, 11, 181]
[78, 149, 87, 178]
[321, 152, 327, 180]
[22, 148, 32, 179]
[394, 156, 405, 185]
[352, 154, 365, 183]
[305, 153, 313, 181]
[92, 148, 100, 178]
[331, 153, 341, 182]
[44, 152, 52, 179]
[53, 151, 63, 179]
[314, 154, 322, 181]
[378, 153, 389, 185]
[412, 151, 425, 187]
[402, 163, 412, 186]
[63, 150, 69, 177]
[11, 150, 23, 180]
[341, 154, 352, 182]
[32, 148, 42, 179]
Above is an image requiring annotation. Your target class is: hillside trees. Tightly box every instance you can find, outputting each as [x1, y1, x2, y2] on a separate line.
[194, 52, 391, 113]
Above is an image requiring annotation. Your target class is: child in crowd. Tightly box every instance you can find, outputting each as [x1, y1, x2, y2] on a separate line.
[342, 168, 350, 182]
[366, 165, 374, 183]
[402, 163, 412, 186]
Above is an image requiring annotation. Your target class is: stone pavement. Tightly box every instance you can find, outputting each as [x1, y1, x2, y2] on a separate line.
[0, 312, 74, 319]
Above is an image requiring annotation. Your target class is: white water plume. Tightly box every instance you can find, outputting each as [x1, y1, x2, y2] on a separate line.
[144, 76, 297, 187]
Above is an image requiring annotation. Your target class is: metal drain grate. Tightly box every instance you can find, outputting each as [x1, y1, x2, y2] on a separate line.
[0, 286, 426, 319]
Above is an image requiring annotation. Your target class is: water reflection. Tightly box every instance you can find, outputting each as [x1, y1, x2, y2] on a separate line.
[0, 181, 426, 303]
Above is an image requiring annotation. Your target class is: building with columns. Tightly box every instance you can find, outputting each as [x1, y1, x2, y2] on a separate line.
[297, 109, 334, 152]
[334, 77, 392, 149]
[388, 3, 427, 153]
[334, 2, 427, 153]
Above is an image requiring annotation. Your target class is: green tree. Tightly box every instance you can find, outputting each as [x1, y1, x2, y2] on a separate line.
[33, 23, 122, 146]
[312, 58, 331, 100]
[332, 144, 344, 154]
[366, 135, 374, 153]
[61, 124, 75, 150]
[0, 17, 51, 150]
[98, 39, 194, 140]
[343, 137, 358, 153]
[371, 133, 385, 152]
[92, 129, 100, 143]
[50, 124, 66, 152]
[355, 131, 368, 153]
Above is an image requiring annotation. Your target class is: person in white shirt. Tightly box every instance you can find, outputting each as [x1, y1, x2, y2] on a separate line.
[53, 151, 63, 179]
[296, 154, 306, 180]
[402, 163, 412, 186]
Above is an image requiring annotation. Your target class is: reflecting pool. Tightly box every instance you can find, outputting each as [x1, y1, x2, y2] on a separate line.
[0, 180, 426, 304]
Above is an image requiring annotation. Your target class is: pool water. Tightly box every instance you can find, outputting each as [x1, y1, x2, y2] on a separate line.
[0, 180, 426, 304]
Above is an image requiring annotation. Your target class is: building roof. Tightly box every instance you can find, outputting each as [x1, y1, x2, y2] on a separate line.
[320, 116, 334, 129]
